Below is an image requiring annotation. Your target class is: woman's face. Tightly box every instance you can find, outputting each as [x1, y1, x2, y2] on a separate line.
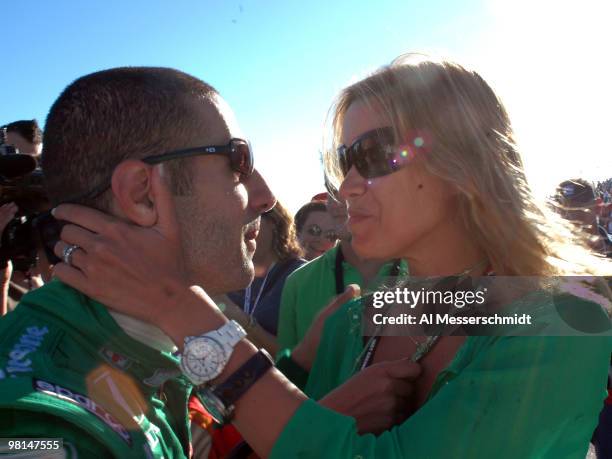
[298, 210, 337, 260]
[338, 99, 456, 261]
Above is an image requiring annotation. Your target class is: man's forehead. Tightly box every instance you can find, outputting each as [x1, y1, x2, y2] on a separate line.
[211, 94, 243, 139]
[187, 93, 244, 143]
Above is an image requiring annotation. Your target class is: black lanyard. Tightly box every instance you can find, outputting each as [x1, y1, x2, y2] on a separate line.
[334, 247, 402, 295]
[334, 246, 401, 370]
[357, 267, 497, 370]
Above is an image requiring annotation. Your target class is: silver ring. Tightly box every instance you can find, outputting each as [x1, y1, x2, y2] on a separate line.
[62, 244, 80, 267]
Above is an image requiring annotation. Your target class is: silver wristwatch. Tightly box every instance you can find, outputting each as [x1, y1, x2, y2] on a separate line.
[179, 320, 247, 385]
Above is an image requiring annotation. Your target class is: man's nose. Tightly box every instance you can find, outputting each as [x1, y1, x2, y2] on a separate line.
[247, 169, 276, 214]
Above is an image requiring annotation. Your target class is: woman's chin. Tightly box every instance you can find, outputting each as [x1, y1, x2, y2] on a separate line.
[350, 236, 377, 259]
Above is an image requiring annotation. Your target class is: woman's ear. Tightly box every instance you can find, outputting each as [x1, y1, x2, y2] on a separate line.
[111, 160, 158, 226]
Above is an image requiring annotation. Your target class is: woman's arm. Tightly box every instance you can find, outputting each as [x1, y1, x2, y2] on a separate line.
[216, 293, 280, 356]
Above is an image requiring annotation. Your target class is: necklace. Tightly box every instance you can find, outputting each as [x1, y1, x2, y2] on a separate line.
[353, 259, 491, 372]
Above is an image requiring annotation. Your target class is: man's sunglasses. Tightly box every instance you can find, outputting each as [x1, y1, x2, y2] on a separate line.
[67, 138, 254, 204]
[337, 127, 415, 179]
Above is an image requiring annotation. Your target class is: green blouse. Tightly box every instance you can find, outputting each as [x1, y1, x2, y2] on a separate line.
[271, 294, 611, 459]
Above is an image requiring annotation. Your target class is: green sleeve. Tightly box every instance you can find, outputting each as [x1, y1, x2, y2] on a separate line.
[303, 309, 347, 400]
[304, 299, 361, 400]
[277, 275, 299, 352]
[0, 410, 114, 458]
[271, 336, 610, 459]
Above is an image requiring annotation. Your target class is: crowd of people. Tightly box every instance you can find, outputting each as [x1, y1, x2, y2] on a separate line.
[0, 56, 610, 458]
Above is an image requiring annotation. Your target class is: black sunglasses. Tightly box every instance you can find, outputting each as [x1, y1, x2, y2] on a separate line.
[305, 224, 338, 242]
[66, 138, 254, 204]
[337, 127, 414, 179]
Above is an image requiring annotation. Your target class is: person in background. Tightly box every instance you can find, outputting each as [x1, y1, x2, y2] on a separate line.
[555, 179, 608, 255]
[3, 119, 43, 157]
[219, 201, 306, 356]
[294, 200, 337, 260]
[277, 190, 406, 351]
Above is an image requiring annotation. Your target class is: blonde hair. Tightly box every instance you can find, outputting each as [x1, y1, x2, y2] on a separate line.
[324, 54, 611, 276]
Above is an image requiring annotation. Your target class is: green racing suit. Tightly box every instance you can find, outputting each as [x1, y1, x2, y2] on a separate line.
[0, 280, 193, 458]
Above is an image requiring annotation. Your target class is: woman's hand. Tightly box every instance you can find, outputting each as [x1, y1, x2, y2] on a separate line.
[51, 165, 193, 328]
[291, 285, 360, 370]
[320, 358, 422, 435]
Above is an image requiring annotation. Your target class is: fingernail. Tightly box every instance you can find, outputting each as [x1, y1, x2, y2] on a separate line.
[51, 207, 57, 216]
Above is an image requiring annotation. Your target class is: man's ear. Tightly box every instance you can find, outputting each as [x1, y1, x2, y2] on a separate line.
[111, 160, 163, 227]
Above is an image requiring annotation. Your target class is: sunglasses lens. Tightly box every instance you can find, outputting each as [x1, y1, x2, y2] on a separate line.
[231, 140, 254, 177]
[338, 128, 399, 179]
[307, 224, 322, 237]
[337, 146, 350, 176]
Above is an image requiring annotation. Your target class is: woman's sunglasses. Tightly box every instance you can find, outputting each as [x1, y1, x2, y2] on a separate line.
[337, 127, 415, 179]
[305, 224, 338, 242]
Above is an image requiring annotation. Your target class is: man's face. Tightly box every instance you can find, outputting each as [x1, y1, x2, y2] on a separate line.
[170, 96, 275, 295]
[5, 131, 41, 156]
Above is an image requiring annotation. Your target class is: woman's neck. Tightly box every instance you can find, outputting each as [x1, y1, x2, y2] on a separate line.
[341, 240, 386, 285]
[253, 252, 278, 277]
[403, 221, 488, 277]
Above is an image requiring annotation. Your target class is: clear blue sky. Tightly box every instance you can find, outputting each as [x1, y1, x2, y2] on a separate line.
[2, 0, 610, 212]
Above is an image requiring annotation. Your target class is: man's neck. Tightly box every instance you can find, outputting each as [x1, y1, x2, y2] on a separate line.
[340, 240, 386, 286]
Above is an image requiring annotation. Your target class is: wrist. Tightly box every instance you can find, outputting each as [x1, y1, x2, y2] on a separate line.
[290, 342, 311, 371]
[160, 285, 228, 349]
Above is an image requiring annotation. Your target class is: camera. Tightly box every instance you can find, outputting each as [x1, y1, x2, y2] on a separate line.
[0, 127, 59, 272]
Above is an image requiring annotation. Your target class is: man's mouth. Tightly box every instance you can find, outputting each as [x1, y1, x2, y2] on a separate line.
[245, 227, 259, 240]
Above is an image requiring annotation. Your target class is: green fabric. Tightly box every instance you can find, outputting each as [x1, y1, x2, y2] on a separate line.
[277, 245, 408, 351]
[0, 280, 193, 458]
[271, 294, 612, 459]
[275, 348, 309, 390]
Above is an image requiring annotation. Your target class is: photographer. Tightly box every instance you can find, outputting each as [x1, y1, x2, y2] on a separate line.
[0, 123, 51, 314]
[3, 119, 43, 158]
[0, 202, 18, 314]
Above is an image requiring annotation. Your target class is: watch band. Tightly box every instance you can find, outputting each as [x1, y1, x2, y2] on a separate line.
[197, 349, 274, 425]
[214, 348, 274, 405]
[209, 320, 247, 347]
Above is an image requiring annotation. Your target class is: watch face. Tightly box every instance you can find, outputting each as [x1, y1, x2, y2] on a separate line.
[183, 337, 226, 381]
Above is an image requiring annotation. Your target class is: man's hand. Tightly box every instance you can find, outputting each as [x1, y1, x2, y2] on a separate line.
[291, 285, 360, 371]
[320, 358, 422, 435]
[51, 165, 192, 326]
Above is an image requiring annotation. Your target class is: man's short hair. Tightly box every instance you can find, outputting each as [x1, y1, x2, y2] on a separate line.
[5, 119, 43, 145]
[42, 67, 219, 210]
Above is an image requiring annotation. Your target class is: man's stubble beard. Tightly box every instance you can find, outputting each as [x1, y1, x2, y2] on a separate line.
[174, 200, 253, 295]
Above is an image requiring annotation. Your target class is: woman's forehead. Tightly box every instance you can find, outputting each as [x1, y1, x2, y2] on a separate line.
[341, 99, 391, 146]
